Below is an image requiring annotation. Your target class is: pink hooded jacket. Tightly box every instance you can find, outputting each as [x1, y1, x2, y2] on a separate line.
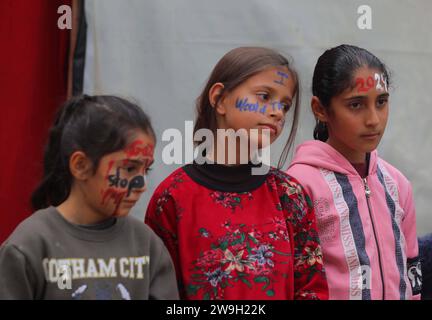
[287, 140, 421, 300]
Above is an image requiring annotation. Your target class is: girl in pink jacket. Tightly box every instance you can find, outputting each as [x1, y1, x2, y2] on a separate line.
[287, 44, 421, 300]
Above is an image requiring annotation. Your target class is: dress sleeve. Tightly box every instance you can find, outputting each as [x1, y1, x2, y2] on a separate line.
[284, 180, 329, 300]
[145, 185, 183, 295]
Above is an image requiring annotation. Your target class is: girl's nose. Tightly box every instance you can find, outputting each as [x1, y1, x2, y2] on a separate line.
[365, 106, 380, 127]
[269, 103, 284, 121]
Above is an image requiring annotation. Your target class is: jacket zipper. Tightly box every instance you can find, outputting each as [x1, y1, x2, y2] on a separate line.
[363, 177, 385, 299]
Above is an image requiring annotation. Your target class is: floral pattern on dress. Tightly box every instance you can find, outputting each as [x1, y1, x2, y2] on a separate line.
[209, 191, 253, 212]
[187, 221, 291, 299]
[154, 171, 185, 218]
[146, 166, 329, 300]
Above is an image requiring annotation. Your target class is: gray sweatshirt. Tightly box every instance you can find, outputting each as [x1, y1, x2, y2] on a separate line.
[0, 207, 179, 300]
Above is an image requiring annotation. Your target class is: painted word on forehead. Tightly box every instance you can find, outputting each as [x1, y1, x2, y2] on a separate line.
[108, 167, 146, 197]
[274, 70, 289, 85]
[235, 97, 286, 114]
[355, 72, 388, 93]
[124, 140, 154, 158]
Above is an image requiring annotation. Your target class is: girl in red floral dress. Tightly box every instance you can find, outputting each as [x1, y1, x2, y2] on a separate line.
[145, 47, 328, 300]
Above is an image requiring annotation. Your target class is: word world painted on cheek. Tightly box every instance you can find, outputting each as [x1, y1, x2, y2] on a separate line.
[274, 71, 289, 85]
[356, 73, 388, 93]
[235, 98, 285, 114]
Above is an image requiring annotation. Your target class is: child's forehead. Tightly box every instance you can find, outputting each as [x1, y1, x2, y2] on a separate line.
[124, 139, 154, 156]
[102, 139, 155, 163]
[255, 65, 290, 77]
[240, 66, 293, 88]
[339, 67, 388, 95]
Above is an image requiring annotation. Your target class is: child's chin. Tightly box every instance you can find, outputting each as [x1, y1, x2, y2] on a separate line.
[362, 141, 380, 153]
[256, 137, 274, 149]
[111, 207, 131, 218]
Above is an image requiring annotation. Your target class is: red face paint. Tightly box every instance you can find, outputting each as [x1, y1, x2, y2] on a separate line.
[101, 188, 128, 216]
[105, 160, 115, 180]
[355, 73, 388, 93]
[124, 140, 154, 158]
[356, 77, 372, 92]
[99, 136, 154, 217]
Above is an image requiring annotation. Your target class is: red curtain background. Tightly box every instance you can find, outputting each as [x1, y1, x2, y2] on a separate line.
[0, 0, 72, 243]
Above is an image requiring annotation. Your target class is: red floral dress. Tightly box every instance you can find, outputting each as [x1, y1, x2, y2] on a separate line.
[145, 165, 328, 300]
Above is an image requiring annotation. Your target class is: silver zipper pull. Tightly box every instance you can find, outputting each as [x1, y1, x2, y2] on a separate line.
[363, 178, 371, 197]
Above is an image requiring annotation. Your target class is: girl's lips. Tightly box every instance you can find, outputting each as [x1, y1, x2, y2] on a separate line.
[361, 132, 380, 140]
[122, 200, 137, 206]
[258, 124, 277, 134]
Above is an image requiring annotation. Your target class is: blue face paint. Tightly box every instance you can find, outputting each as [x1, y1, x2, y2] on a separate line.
[236, 97, 286, 114]
[271, 101, 285, 111]
[274, 71, 289, 85]
[235, 97, 259, 112]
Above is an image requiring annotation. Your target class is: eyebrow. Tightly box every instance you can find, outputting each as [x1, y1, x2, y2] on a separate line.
[344, 92, 390, 101]
[378, 93, 390, 98]
[122, 159, 153, 166]
[344, 95, 368, 101]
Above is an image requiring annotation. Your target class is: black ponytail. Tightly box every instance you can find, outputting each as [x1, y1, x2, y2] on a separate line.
[313, 121, 328, 142]
[312, 44, 391, 141]
[31, 95, 155, 210]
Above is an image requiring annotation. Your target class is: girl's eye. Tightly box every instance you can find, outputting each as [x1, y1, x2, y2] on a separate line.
[377, 98, 388, 107]
[124, 166, 139, 174]
[349, 102, 363, 110]
[257, 92, 270, 101]
[281, 102, 291, 113]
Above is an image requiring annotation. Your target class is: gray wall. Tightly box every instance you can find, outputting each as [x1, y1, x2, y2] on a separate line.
[83, 0, 432, 235]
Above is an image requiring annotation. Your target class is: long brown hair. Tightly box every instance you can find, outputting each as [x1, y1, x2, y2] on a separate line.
[194, 46, 300, 169]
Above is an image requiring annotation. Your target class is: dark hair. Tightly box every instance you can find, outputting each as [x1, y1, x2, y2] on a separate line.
[312, 44, 391, 141]
[31, 95, 155, 210]
[194, 46, 300, 169]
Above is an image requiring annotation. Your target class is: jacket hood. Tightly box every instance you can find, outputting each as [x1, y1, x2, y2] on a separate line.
[289, 140, 378, 176]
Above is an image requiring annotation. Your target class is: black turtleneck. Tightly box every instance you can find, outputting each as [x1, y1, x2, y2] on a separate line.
[183, 161, 269, 193]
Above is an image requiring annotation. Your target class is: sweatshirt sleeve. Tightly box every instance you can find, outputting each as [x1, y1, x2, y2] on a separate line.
[149, 235, 180, 300]
[285, 181, 329, 300]
[145, 186, 182, 295]
[0, 243, 36, 299]
[401, 183, 421, 300]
